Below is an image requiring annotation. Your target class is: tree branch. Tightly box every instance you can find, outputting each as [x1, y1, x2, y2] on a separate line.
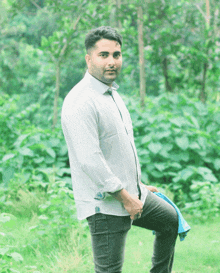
[30, 0, 42, 9]
[162, 57, 173, 92]
[194, 4, 207, 21]
[206, 0, 210, 26]
[59, 42, 68, 60]
[59, 16, 81, 62]
[73, 16, 81, 30]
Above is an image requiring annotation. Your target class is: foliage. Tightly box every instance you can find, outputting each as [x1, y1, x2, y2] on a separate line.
[124, 93, 220, 214]
[1, 90, 220, 219]
[183, 181, 220, 219]
[1, 1, 220, 270]
[1, 200, 220, 272]
[1, 0, 220, 221]
[1, 0, 220, 103]
[0, 181, 91, 273]
[0, 92, 69, 188]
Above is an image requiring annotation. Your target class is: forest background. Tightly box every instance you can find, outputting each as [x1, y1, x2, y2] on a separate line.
[0, 0, 220, 272]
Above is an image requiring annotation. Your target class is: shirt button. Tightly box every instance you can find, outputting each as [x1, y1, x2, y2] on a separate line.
[95, 206, 100, 213]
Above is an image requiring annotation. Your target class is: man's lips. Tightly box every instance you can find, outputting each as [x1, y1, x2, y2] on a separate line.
[105, 70, 116, 73]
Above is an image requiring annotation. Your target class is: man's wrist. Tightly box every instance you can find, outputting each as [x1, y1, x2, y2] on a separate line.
[109, 189, 132, 204]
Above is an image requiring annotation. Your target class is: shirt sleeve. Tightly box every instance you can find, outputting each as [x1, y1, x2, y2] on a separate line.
[61, 98, 123, 197]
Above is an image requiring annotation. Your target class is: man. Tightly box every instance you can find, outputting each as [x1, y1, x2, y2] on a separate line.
[61, 26, 178, 273]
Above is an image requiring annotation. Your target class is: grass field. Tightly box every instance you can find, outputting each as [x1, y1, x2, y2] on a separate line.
[1, 211, 220, 272]
[124, 215, 220, 273]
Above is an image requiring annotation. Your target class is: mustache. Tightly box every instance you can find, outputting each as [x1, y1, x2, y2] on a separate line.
[105, 69, 117, 72]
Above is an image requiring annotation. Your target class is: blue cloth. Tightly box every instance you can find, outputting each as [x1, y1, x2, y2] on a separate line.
[153, 192, 191, 241]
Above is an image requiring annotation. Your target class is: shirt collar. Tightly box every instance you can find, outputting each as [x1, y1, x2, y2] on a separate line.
[84, 71, 119, 95]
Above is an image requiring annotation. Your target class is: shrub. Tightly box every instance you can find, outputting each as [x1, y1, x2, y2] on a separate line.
[123, 93, 220, 215]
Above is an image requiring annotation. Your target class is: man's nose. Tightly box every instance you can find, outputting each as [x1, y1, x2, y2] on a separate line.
[107, 55, 116, 66]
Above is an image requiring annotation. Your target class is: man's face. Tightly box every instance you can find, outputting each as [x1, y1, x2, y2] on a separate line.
[85, 39, 122, 86]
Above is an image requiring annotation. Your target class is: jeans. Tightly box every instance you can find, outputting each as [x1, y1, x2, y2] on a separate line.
[87, 191, 178, 273]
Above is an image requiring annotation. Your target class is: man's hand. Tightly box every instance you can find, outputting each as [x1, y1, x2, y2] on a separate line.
[145, 185, 159, 193]
[123, 194, 143, 220]
[109, 189, 143, 220]
[140, 182, 158, 193]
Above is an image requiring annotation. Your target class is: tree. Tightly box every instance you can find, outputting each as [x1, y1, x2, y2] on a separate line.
[41, 15, 81, 129]
[137, 5, 146, 107]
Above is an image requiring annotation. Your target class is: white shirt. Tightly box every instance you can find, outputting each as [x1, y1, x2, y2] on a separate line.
[61, 71, 148, 220]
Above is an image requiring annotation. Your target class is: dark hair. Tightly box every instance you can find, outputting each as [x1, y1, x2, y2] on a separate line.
[85, 26, 122, 52]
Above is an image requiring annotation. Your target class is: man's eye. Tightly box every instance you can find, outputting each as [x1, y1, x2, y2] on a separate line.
[114, 53, 121, 58]
[100, 53, 108, 57]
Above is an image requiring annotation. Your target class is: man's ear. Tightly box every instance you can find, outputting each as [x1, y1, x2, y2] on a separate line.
[85, 54, 91, 67]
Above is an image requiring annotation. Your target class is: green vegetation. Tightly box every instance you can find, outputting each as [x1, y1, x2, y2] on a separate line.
[1, 189, 220, 272]
[125, 216, 220, 273]
[1, 0, 220, 272]
[1, 92, 220, 272]
[125, 93, 220, 217]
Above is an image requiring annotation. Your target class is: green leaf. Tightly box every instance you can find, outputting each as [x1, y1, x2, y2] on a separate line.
[0, 213, 11, 223]
[197, 167, 212, 174]
[170, 117, 186, 127]
[151, 170, 163, 178]
[214, 159, 220, 170]
[0, 247, 9, 256]
[169, 162, 182, 169]
[154, 163, 166, 171]
[163, 143, 173, 151]
[33, 157, 44, 164]
[41, 36, 48, 47]
[10, 252, 23, 262]
[57, 168, 71, 176]
[180, 168, 194, 181]
[156, 131, 171, 139]
[9, 269, 21, 273]
[46, 148, 56, 158]
[38, 215, 49, 220]
[2, 154, 15, 162]
[19, 147, 34, 157]
[49, 138, 60, 147]
[203, 173, 218, 182]
[2, 166, 15, 185]
[141, 135, 151, 144]
[13, 133, 29, 148]
[175, 136, 189, 150]
[189, 142, 200, 150]
[159, 149, 169, 158]
[148, 142, 162, 154]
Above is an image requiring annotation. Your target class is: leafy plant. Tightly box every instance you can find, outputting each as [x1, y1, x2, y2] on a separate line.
[123, 92, 220, 214]
[0, 213, 24, 273]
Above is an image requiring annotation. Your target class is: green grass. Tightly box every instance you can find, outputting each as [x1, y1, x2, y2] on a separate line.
[1, 189, 220, 273]
[0, 214, 93, 272]
[1, 214, 220, 273]
[124, 215, 220, 273]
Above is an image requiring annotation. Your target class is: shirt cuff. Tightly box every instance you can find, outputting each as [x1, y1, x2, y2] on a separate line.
[94, 177, 123, 200]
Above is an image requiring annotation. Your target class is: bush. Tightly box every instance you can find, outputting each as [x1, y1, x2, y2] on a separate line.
[123, 93, 220, 215]
[1, 91, 220, 219]
[183, 181, 220, 219]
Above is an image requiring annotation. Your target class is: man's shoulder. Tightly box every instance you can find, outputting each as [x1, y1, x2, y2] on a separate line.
[63, 78, 95, 106]
[62, 78, 100, 120]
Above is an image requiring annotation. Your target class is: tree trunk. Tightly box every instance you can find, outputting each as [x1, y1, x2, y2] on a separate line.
[206, 0, 210, 27]
[52, 61, 60, 130]
[200, 62, 208, 103]
[137, 5, 146, 108]
[116, 0, 122, 29]
[162, 57, 173, 92]
[199, 0, 210, 103]
[51, 16, 80, 129]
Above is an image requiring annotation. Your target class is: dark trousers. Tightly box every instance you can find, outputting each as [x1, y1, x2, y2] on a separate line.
[87, 191, 178, 273]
